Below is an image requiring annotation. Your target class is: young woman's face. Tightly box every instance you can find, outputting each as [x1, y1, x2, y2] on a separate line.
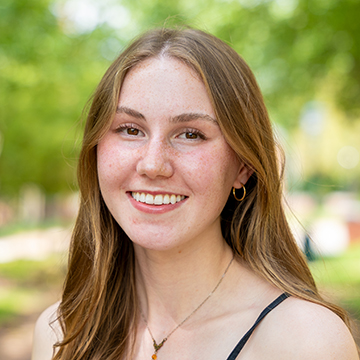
[97, 57, 250, 251]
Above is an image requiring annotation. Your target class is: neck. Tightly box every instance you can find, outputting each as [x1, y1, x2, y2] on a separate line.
[134, 237, 234, 330]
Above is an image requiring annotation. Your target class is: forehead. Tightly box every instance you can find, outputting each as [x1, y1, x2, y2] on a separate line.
[124, 56, 201, 85]
[118, 57, 214, 118]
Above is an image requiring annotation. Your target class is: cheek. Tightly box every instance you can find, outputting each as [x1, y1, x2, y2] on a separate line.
[97, 140, 134, 186]
[97, 142, 115, 184]
[185, 144, 239, 196]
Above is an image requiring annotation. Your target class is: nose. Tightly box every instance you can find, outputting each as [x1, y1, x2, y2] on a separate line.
[136, 139, 174, 179]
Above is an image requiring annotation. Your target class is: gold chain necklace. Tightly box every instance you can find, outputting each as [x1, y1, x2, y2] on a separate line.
[141, 255, 234, 360]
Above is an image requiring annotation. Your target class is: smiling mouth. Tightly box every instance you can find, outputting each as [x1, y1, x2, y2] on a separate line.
[131, 192, 186, 205]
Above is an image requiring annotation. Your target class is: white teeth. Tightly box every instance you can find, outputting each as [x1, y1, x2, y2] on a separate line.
[131, 192, 185, 206]
[154, 195, 163, 205]
[145, 194, 154, 204]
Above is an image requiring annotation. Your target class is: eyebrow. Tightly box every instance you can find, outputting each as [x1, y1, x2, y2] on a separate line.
[116, 106, 217, 124]
[171, 113, 217, 124]
[116, 106, 145, 120]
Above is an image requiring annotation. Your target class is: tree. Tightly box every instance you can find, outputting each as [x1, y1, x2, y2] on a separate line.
[1, 0, 359, 197]
[0, 0, 112, 196]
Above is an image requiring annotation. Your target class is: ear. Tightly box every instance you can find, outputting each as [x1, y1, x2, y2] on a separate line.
[233, 163, 254, 189]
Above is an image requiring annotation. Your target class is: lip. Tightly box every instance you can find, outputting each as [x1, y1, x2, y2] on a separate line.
[130, 190, 185, 196]
[127, 191, 187, 214]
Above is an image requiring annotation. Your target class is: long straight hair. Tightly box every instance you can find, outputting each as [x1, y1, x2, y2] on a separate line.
[54, 27, 355, 359]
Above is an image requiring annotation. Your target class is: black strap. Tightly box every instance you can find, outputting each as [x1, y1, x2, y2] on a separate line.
[226, 293, 289, 360]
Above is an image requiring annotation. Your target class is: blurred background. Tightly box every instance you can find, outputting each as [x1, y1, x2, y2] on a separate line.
[0, 0, 360, 358]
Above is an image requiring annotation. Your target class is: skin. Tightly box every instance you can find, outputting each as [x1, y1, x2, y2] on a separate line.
[97, 56, 250, 253]
[31, 57, 359, 360]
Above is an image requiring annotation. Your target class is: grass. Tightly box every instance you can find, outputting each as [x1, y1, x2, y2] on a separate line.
[0, 257, 66, 287]
[0, 256, 66, 326]
[310, 243, 360, 319]
[0, 218, 72, 237]
[0, 288, 40, 323]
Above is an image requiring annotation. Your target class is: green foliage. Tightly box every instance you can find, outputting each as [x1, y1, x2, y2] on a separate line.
[0, 257, 66, 287]
[0, 256, 66, 325]
[0, 290, 24, 324]
[1, 0, 360, 197]
[310, 244, 360, 317]
[0, 0, 112, 196]
[121, 0, 360, 127]
[0, 218, 64, 237]
[310, 244, 360, 284]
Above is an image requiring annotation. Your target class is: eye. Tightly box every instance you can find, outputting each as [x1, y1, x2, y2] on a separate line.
[127, 128, 139, 135]
[185, 132, 198, 139]
[178, 129, 207, 141]
[115, 124, 144, 137]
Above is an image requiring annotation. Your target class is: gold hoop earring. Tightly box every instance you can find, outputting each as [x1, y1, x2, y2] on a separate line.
[233, 185, 246, 201]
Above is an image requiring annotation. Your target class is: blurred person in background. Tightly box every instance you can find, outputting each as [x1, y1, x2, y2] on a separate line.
[32, 27, 359, 360]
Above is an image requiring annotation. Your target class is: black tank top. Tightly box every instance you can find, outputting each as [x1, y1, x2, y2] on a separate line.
[226, 293, 289, 360]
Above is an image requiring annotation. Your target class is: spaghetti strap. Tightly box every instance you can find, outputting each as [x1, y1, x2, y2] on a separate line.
[226, 293, 290, 360]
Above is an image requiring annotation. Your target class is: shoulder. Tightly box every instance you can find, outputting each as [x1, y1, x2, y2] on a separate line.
[32, 302, 62, 360]
[249, 296, 359, 359]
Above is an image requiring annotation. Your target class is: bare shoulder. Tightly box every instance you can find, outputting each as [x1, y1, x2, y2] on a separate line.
[32, 302, 62, 360]
[251, 296, 359, 359]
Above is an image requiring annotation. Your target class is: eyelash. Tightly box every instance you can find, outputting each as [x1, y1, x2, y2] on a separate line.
[178, 128, 207, 141]
[114, 124, 207, 141]
[115, 124, 143, 136]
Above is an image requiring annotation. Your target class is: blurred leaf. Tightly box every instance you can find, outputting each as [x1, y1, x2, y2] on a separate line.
[1, 0, 360, 196]
[0, 0, 112, 196]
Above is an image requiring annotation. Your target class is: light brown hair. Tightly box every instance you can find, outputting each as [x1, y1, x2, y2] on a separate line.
[54, 27, 355, 359]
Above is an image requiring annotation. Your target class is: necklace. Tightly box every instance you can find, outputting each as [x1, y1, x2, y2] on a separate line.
[141, 255, 234, 360]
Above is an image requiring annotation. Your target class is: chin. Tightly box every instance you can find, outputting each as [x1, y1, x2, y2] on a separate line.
[126, 230, 180, 251]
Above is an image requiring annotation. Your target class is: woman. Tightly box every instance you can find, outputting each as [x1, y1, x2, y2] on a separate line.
[32, 27, 359, 360]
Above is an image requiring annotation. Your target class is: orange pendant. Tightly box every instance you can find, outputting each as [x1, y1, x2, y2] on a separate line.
[152, 354, 157, 360]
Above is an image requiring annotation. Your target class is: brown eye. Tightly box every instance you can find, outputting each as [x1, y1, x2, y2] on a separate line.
[185, 132, 198, 139]
[127, 128, 139, 135]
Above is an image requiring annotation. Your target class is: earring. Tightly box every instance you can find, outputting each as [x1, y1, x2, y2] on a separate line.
[233, 184, 246, 201]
